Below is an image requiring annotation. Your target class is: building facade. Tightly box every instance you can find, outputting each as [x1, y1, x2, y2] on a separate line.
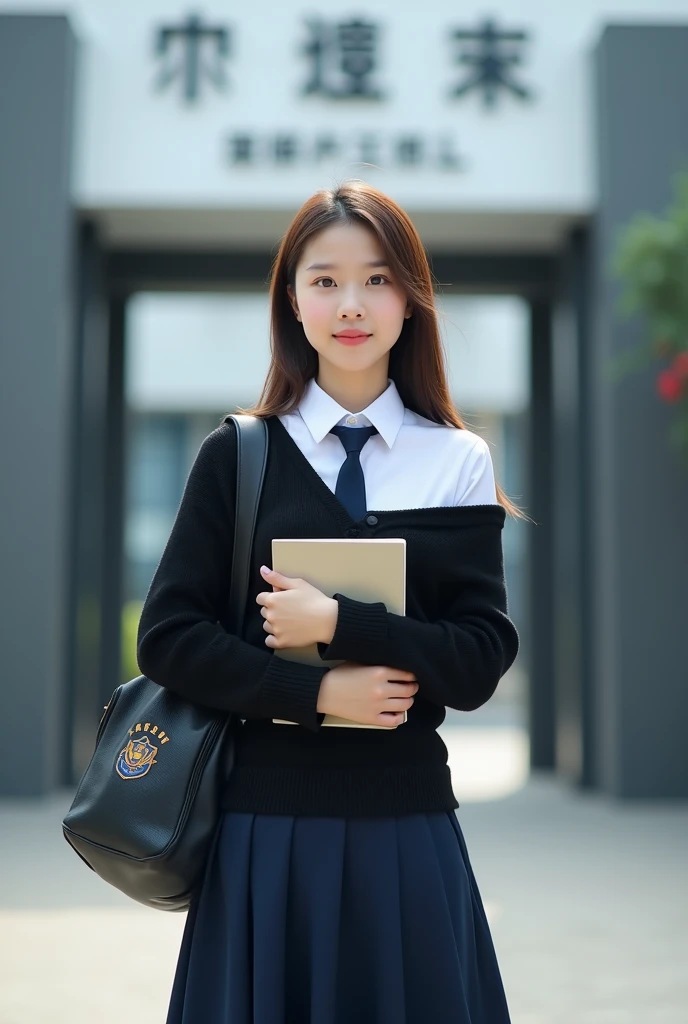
[1, 0, 687, 798]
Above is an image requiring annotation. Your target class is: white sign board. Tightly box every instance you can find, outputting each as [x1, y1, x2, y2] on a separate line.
[3, 0, 686, 212]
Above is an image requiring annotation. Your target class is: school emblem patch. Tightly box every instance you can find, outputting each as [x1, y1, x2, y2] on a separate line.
[115, 722, 170, 779]
[116, 735, 158, 779]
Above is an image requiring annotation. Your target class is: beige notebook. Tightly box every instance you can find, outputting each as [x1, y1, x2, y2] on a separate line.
[271, 537, 406, 728]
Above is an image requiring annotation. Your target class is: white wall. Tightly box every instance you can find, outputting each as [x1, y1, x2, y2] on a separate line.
[438, 294, 529, 414]
[125, 293, 273, 411]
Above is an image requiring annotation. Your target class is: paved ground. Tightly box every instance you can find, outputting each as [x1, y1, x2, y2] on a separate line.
[1, 715, 686, 1023]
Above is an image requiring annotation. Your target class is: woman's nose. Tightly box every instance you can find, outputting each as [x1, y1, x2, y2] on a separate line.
[337, 288, 365, 318]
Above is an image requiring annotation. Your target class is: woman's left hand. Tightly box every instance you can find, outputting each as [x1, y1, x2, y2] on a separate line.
[256, 566, 339, 649]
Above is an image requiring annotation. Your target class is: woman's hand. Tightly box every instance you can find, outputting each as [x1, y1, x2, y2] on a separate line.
[256, 565, 339, 649]
[317, 662, 419, 728]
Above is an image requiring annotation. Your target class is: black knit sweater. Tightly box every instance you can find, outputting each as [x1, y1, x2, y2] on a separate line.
[136, 415, 520, 817]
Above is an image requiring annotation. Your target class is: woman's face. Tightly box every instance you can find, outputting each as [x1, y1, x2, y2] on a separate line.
[287, 220, 412, 376]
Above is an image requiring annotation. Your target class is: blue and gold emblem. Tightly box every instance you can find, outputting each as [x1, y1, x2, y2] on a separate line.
[115, 722, 170, 780]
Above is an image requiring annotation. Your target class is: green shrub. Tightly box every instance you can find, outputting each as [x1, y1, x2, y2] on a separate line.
[611, 170, 688, 464]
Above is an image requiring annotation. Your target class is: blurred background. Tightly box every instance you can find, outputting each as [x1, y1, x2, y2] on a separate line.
[1, 1, 687, 1022]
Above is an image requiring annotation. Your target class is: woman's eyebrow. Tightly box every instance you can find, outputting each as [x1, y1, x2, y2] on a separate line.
[305, 260, 390, 271]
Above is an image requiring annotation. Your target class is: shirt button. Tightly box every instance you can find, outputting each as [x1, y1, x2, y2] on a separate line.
[346, 415, 357, 425]
[365, 515, 378, 526]
[346, 528, 360, 538]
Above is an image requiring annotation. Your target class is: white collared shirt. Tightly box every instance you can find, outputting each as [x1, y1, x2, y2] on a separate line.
[278, 377, 497, 509]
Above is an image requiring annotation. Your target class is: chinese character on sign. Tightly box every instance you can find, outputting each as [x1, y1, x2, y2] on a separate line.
[302, 18, 383, 99]
[228, 134, 254, 164]
[449, 17, 532, 108]
[154, 14, 231, 103]
[225, 131, 465, 172]
[274, 135, 299, 164]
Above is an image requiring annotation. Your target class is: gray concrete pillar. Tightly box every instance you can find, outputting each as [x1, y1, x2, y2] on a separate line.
[552, 228, 597, 789]
[528, 299, 557, 770]
[66, 223, 112, 783]
[591, 25, 688, 797]
[0, 15, 77, 795]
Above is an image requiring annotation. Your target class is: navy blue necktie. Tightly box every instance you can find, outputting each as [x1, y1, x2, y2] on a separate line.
[330, 424, 379, 522]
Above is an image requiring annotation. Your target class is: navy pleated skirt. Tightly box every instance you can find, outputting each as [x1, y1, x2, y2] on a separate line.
[166, 810, 511, 1024]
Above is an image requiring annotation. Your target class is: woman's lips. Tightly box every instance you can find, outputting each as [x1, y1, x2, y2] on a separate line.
[333, 332, 370, 346]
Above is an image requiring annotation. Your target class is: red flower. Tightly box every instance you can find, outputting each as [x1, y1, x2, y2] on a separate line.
[672, 351, 688, 377]
[656, 370, 684, 403]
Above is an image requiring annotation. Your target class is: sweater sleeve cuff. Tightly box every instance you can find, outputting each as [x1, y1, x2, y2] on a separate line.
[260, 656, 329, 732]
[317, 593, 389, 665]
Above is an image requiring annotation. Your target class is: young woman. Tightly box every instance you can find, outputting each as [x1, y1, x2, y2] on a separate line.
[137, 180, 524, 1024]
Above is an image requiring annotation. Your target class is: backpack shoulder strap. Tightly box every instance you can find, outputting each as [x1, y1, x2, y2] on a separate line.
[224, 414, 269, 636]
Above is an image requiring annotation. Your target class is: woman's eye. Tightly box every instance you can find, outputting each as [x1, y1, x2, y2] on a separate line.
[313, 275, 389, 287]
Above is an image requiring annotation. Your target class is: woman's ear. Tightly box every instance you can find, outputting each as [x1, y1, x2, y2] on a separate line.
[286, 284, 301, 322]
[404, 305, 413, 319]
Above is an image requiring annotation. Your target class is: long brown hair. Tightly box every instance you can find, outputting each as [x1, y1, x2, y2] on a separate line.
[238, 179, 525, 519]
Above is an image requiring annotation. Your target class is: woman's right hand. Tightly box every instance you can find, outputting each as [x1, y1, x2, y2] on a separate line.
[316, 662, 418, 728]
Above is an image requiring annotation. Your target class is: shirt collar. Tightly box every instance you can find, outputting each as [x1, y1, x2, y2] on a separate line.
[298, 377, 405, 449]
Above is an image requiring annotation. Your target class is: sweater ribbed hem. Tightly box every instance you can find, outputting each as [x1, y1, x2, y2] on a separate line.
[318, 593, 389, 664]
[259, 657, 329, 732]
[219, 763, 459, 817]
